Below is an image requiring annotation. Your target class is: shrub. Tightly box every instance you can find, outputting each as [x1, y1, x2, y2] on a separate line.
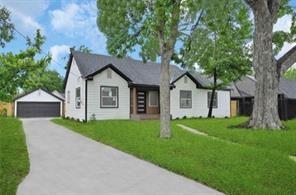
[0, 108, 8, 117]
[90, 114, 96, 121]
[182, 116, 187, 119]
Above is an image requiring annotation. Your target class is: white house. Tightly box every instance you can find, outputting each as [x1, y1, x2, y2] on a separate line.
[64, 51, 231, 121]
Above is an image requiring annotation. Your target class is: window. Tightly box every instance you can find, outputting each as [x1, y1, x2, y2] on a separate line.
[180, 90, 192, 108]
[101, 86, 118, 108]
[149, 91, 158, 107]
[67, 91, 70, 103]
[75, 87, 81, 108]
[207, 92, 218, 108]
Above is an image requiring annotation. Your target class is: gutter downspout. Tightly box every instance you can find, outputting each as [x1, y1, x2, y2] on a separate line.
[85, 80, 88, 122]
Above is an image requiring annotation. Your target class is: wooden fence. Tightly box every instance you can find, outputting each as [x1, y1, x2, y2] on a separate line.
[230, 100, 238, 117]
[0, 101, 13, 116]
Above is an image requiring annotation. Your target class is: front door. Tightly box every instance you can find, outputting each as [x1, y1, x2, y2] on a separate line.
[137, 91, 146, 113]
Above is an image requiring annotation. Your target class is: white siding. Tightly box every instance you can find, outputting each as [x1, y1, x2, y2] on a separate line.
[16, 89, 61, 102]
[15, 89, 63, 117]
[170, 75, 230, 119]
[65, 59, 86, 121]
[87, 68, 130, 120]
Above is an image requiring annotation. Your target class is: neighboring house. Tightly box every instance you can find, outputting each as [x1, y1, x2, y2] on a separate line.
[230, 76, 296, 120]
[14, 88, 64, 118]
[52, 90, 65, 101]
[64, 51, 231, 121]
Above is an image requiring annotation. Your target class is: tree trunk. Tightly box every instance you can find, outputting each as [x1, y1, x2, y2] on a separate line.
[159, 51, 172, 138]
[247, 1, 282, 129]
[207, 68, 217, 118]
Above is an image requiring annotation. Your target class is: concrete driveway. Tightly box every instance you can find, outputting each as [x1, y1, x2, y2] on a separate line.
[18, 118, 222, 195]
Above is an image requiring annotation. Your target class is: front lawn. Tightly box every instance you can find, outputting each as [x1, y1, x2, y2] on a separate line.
[178, 117, 296, 155]
[0, 117, 29, 195]
[53, 118, 296, 195]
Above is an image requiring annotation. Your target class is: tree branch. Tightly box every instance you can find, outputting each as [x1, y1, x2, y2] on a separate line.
[167, 0, 181, 50]
[267, 0, 281, 20]
[278, 45, 296, 74]
[244, 0, 257, 9]
[190, 9, 205, 33]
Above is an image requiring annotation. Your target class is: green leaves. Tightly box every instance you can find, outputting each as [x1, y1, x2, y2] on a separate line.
[0, 6, 14, 48]
[179, 0, 252, 86]
[97, 0, 202, 61]
[273, 0, 296, 55]
[284, 68, 296, 80]
[0, 30, 59, 101]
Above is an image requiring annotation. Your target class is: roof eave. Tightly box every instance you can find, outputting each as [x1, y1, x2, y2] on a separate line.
[85, 64, 132, 83]
[13, 88, 64, 101]
[171, 72, 204, 88]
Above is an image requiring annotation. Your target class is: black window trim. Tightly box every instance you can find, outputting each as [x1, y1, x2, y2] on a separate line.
[149, 91, 159, 107]
[180, 90, 192, 109]
[75, 87, 81, 109]
[100, 86, 119, 108]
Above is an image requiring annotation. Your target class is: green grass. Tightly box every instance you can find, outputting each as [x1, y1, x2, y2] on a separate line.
[177, 117, 296, 155]
[0, 117, 29, 195]
[53, 118, 296, 195]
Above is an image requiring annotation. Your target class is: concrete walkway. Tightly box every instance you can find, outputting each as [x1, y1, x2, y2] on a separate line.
[18, 118, 222, 195]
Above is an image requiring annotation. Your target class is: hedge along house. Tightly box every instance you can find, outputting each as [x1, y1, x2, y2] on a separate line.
[230, 76, 296, 120]
[64, 51, 231, 121]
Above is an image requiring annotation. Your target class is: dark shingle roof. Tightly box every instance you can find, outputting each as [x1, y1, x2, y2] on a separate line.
[279, 78, 296, 99]
[229, 82, 242, 98]
[230, 76, 296, 99]
[71, 51, 216, 87]
[232, 76, 256, 98]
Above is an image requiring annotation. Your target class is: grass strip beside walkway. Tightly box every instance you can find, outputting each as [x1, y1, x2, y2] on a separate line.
[0, 117, 29, 195]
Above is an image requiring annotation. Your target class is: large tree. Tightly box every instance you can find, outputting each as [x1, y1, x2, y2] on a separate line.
[245, 0, 296, 129]
[0, 30, 52, 101]
[23, 69, 64, 93]
[0, 6, 14, 47]
[176, 0, 252, 117]
[97, 0, 203, 138]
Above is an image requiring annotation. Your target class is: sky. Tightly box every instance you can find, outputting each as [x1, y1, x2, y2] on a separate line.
[1, 0, 296, 78]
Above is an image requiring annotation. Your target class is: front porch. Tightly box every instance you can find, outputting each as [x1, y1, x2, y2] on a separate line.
[130, 87, 160, 120]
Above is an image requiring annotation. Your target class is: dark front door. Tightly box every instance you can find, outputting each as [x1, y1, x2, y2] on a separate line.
[17, 102, 60, 118]
[137, 91, 146, 113]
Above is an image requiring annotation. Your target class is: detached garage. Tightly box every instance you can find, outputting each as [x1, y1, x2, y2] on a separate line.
[14, 89, 64, 118]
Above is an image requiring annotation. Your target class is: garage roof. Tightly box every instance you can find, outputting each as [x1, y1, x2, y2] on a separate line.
[14, 88, 64, 101]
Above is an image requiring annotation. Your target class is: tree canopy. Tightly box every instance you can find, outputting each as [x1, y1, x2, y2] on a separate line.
[0, 6, 14, 48]
[0, 30, 63, 101]
[175, 0, 252, 117]
[179, 0, 252, 84]
[71, 45, 92, 53]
